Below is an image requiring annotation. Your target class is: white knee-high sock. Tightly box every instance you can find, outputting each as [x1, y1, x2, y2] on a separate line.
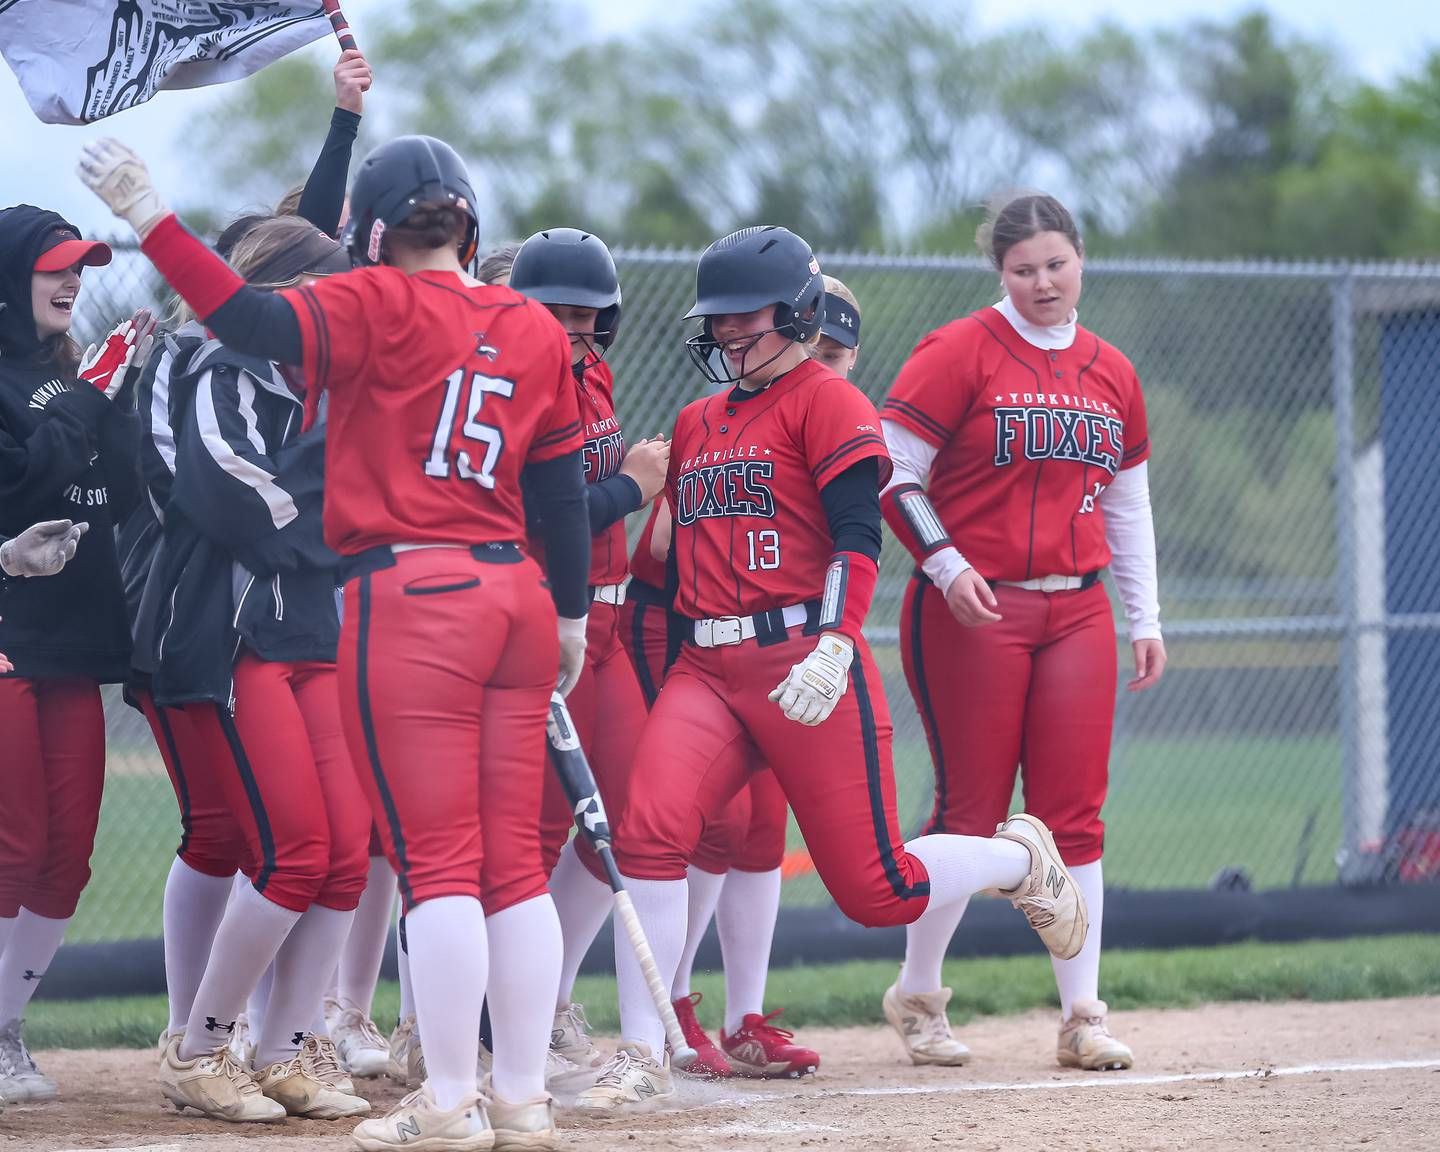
[397, 909, 415, 1022]
[904, 834, 1029, 909]
[162, 859, 233, 1034]
[615, 876, 688, 1055]
[671, 866, 726, 999]
[254, 905, 356, 1068]
[899, 895, 969, 995]
[715, 868, 781, 1031]
[549, 840, 613, 1005]
[407, 896, 486, 1110]
[1050, 860, 1104, 1019]
[248, 960, 274, 1039]
[0, 911, 69, 1025]
[339, 857, 395, 1015]
[486, 895, 562, 1102]
[180, 884, 299, 1060]
[0, 915, 15, 959]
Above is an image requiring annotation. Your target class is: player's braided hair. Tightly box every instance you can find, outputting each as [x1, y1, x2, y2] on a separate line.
[977, 192, 1083, 270]
[382, 203, 470, 258]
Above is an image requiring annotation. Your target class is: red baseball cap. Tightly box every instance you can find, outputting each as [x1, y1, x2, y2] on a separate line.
[33, 227, 112, 274]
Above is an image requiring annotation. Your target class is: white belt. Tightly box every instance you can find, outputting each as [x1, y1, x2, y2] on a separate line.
[995, 574, 1087, 592]
[391, 542, 469, 554]
[691, 602, 810, 648]
[592, 581, 628, 606]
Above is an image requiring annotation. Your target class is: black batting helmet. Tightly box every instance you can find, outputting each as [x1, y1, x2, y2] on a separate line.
[509, 228, 623, 350]
[684, 226, 823, 384]
[343, 135, 479, 268]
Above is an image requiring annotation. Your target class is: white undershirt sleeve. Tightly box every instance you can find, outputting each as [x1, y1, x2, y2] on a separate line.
[1099, 461, 1162, 642]
[881, 419, 972, 594]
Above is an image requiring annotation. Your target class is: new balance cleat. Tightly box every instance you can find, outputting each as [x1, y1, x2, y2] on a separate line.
[550, 1001, 604, 1068]
[157, 1032, 285, 1123]
[991, 813, 1088, 960]
[573, 1041, 675, 1113]
[253, 1052, 370, 1118]
[331, 1005, 390, 1079]
[352, 1084, 494, 1151]
[1058, 999, 1134, 1071]
[881, 979, 971, 1066]
[484, 1083, 557, 1151]
[720, 1009, 818, 1079]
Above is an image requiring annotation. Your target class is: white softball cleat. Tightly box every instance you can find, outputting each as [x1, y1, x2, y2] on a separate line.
[881, 979, 972, 1066]
[352, 1084, 494, 1151]
[331, 1005, 391, 1079]
[483, 1081, 558, 1151]
[550, 1002, 604, 1068]
[0, 1019, 57, 1101]
[991, 813, 1088, 960]
[1058, 999, 1134, 1071]
[572, 1041, 674, 1113]
[302, 1032, 357, 1095]
[157, 1032, 285, 1123]
[252, 1051, 371, 1118]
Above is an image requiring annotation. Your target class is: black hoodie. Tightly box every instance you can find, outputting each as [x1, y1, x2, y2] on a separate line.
[0, 205, 140, 681]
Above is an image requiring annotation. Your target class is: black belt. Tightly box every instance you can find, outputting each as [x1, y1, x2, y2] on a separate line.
[341, 541, 524, 582]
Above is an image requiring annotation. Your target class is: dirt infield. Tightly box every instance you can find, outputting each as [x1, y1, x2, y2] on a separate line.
[6, 998, 1438, 1151]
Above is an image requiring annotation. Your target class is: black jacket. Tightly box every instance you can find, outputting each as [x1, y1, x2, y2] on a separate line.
[0, 205, 140, 682]
[143, 339, 340, 706]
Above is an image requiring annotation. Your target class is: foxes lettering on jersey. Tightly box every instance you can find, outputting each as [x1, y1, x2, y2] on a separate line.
[882, 306, 1148, 583]
[284, 266, 583, 555]
[668, 358, 890, 621]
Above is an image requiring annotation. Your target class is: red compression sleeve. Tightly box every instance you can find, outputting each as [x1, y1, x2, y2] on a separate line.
[819, 551, 879, 642]
[139, 214, 246, 320]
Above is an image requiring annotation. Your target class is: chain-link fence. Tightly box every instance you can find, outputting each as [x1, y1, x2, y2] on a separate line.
[69, 244, 1440, 943]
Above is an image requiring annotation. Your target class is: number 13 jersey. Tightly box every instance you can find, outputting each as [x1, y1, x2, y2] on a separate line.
[285, 267, 583, 555]
[667, 357, 890, 621]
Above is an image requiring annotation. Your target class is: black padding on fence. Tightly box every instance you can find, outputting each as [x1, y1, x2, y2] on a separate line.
[38, 884, 1440, 1001]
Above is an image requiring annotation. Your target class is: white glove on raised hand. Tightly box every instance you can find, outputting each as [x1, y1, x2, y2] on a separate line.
[557, 615, 589, 697]
[76, 138, 170, 237]
[0, 520, 89, 578]
[80, 309, 157, 399]
[768, 633, 854, 726]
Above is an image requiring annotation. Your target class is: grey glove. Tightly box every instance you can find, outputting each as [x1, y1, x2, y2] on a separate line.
[0, 520, 89, 578]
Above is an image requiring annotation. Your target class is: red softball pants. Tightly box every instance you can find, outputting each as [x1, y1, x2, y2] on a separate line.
[900, 576, 1117, 865]
[338, 547, 555, 916]
[185, 652, 370, 912]
[0, 678, 105, 919]
[616, 632, 929, 928]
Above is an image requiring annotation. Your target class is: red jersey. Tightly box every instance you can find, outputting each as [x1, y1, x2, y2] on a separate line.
[628, 501, 666, 589]
[525, 360, 629, 586]
[668, 358, 890, 621]
[285, 268, 582, 555]
[882, 306, 1149, 583]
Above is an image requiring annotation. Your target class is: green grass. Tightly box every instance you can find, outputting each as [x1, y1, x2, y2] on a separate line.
[27, 934, 1440, 1050]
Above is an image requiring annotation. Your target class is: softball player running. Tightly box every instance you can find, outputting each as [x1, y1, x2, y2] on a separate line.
[577, 226, 1089, 1113]
[660, 275, 864, 1080]
[82, 134, 592, 1152]
[879, 192, 1163, 1071]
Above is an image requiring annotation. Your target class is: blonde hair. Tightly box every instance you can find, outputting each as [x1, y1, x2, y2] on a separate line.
[823, 274, 859, 314]
[227, 215, 324, 290]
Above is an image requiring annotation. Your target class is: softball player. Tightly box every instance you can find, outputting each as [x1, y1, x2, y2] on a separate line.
[0, 207, 147, 1103]
[82, 133, 592, 1152]
[576, 226, 1089, 1112]
[879, 192, 1164, 1071]
[508, 230, 669, 1074]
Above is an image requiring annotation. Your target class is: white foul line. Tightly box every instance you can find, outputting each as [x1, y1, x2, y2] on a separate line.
[805, 1057, 1440, 1099]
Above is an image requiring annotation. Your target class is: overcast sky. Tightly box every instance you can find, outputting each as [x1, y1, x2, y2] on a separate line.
[2, 0, 1435, 235]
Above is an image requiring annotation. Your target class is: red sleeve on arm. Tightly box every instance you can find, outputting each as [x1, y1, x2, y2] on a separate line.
[804, 373, 892, 489]
[528, 316, 585, 463]
[1120, 366, 1150, 470]
[880, 323, 976, 448]
[819, 551, 879, 641]
[140, 214, 246, 319]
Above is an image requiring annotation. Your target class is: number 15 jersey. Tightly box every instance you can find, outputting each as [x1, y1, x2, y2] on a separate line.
[667, 357, 891, 621]
[284, 267, 583, 556]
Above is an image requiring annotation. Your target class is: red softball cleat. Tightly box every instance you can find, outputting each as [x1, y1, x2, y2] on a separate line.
[720, 1008, 819, 1079]
[671, 993, 733, 1079]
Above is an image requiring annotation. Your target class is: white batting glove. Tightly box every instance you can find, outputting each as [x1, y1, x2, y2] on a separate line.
[768, 633, 854, 726]
[0, 520, 89, 578]
[79, 310, 157, 399]
[557, 615, 589, 697]
[76, 138, 170, 237]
